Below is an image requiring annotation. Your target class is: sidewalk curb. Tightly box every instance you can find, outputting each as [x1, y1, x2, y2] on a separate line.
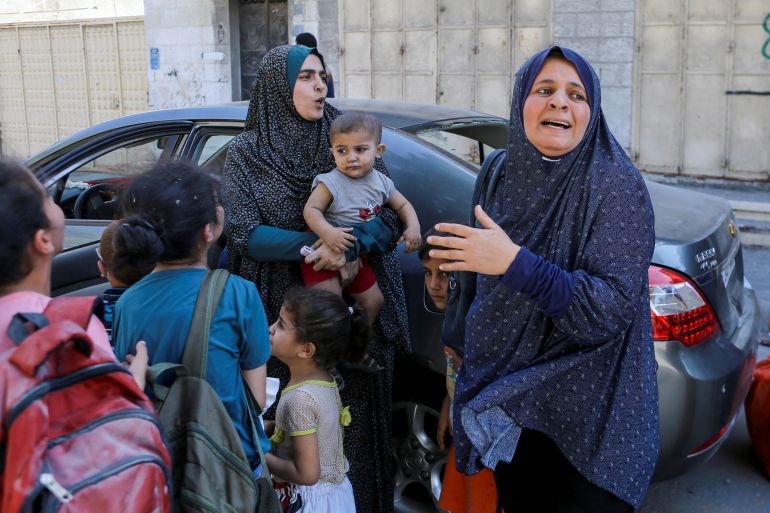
[730, 200, 770, 222]
[729, 200, 770, 247]
[739, 231, 770, 248]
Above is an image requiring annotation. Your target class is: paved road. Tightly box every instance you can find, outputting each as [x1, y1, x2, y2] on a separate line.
[639, 246, 770, 513]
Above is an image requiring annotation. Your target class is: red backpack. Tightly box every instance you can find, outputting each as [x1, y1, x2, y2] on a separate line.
[0, 296, 172, 513]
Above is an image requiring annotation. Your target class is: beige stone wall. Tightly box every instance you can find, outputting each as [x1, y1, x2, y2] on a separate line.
[289, 0, 340, 91]
[0, 0, 143, 24]
[0, 18, 147, 158]
[143, 0, 233, 110]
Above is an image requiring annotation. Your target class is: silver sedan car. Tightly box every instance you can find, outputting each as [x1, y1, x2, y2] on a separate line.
[25, 99, 761, 512]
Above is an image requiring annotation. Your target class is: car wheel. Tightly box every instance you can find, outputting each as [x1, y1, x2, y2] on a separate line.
[392, 400, 447, 513]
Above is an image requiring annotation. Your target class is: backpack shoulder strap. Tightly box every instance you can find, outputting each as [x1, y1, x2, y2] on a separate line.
[241, 370, 272, 479]
[7, 297, 100, 375]
[5, 296, 100, 346]
[181, 269, 229, 379]
[44, 296, 102, 330]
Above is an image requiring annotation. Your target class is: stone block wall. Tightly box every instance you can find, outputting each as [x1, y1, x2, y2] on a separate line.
[288, 0, 340, 91]
[553, 0, 635, 148]
[143, 0, 233, 109]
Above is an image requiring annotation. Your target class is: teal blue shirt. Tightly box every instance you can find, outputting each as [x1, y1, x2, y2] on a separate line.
[113, 269, 272, 468]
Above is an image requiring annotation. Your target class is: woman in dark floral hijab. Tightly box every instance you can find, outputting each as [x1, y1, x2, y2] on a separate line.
[222, 44, 409, 513]
[431, 47, 658, 513]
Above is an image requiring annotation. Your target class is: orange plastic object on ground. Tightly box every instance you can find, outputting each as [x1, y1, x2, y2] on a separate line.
[439, 444, 502, 513]
[746, 356, 770, 478]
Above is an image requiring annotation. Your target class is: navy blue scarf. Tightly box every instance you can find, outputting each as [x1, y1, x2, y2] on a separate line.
[452, 47, 659, 508]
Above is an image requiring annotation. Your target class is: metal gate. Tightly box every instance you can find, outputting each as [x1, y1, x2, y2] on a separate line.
[0, 17, 146, 159]
[633, 0, 770, 180]
[238, 0, 288, 100]
[338, 0, 552, 118]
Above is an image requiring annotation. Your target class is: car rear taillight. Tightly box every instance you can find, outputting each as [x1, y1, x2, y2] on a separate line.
[648, 265, 720, 347]
[687, 424, 730, 457]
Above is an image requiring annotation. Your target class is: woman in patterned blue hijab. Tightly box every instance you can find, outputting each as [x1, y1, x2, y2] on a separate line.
[430, 47, 658, 512]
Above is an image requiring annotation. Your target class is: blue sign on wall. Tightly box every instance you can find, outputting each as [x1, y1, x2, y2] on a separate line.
[150, 48, 159, 70]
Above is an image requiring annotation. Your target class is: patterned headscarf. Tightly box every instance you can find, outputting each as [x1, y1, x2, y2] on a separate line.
[222, 45, 410, 350]
[453, 47, 658, 508]
[240, 44, 339, 202]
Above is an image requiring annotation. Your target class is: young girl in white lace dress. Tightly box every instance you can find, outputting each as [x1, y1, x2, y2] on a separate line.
[266, 287, 369, 513]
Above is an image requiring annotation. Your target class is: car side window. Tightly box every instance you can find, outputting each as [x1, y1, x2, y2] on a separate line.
[416, 130, 485, 167]
[59, 134, 181, 220]
[195, 134, 236, 175]
[412, 122, 508, 169]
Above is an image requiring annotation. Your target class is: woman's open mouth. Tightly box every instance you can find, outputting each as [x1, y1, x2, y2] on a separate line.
[542, 119, 571, 129]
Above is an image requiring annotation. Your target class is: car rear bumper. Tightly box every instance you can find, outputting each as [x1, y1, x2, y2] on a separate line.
[653, 280, 761, 480]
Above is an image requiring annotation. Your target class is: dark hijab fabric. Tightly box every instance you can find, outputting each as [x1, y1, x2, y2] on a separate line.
[222, 44, 407, 513]
[453, 47, 658, 508]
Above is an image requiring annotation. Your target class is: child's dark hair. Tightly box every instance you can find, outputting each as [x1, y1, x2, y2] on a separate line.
[0, 160, 52, 287]
[282, 287, 372, 370]
[418, 226, 457, 261]
[116, 161, 220, 265]
[100, 220, 156, 285]
[295, 32, 318, 48]
[330, 111, 382, 144]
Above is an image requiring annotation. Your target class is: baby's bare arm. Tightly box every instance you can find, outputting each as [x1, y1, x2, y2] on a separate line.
[304, 183, 356, 253]
[389, 190, 421, 252]
[389, 191, 419, 228]
[304, 183, 335, 236]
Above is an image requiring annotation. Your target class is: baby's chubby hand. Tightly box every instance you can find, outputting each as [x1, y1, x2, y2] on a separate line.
[398, 224, 422, 253]
[320, 226, 357, 254]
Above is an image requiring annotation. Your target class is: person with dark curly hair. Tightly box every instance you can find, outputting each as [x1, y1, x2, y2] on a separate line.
[267, 287, 371, 513]
[0, 160, 148, 386]
[112, 161, 272, 474]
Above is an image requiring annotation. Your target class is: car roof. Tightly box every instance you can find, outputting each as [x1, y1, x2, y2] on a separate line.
[29, 98, 502, 164]
[88, 98, 497, 130]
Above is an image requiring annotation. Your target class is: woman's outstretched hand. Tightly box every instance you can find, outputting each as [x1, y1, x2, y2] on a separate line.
[427, 205, 520, 276]
[306, 240, 347, 271]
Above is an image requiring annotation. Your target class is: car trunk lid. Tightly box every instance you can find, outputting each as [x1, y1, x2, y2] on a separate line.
[648, 180, 744, 336]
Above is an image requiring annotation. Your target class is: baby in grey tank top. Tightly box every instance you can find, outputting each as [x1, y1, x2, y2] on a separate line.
[303, 111, 421, 340]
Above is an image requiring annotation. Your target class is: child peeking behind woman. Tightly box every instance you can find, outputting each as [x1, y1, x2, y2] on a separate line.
[96, 219, 155, 342]
[266, 287, 368, 513]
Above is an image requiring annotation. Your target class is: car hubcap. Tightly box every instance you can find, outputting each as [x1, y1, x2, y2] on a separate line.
[392, 401, 447, 512]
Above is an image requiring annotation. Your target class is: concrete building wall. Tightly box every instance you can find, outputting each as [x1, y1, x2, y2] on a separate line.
[0, 18, 147, 158]
[138, 0, 768, 180]
[138, 0, 634, 143]
[288, 0, 340, 90]
[143, 0, 232, 110]
[0, 0, 143, 24]
[553, 0, 635, 148]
